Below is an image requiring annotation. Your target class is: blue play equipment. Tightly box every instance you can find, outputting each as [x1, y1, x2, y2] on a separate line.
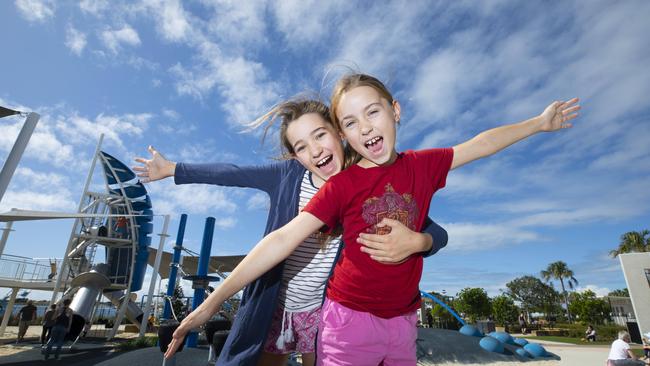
[459, 324, 483, 337]
[185, 217, 220, 347]
[514, 337, 529, 347]
[420, 291, 465, 326]
[479, 336, 504, 354]
[100, 151, 153, 293]
[489, 331, 516, 345]
[162, 214, 187, 321]
[524, 343, 547, 358]
[515, 347, 531, 358]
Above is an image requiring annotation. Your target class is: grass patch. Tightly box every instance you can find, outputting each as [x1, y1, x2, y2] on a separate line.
[521, 335, 611, 346]
[116, 336, 158, 352]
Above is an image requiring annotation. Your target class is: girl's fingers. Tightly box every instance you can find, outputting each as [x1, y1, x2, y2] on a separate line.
[564, 113, 579, 121]
[358, 233, 387, 243]
[562, 105, 581, 114]
[132, 166, 147, 172]
[134, 157, 147, 163]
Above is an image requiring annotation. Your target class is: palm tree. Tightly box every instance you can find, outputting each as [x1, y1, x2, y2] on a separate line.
[541, 261, 578, 323]
[609, 230, 650, 257]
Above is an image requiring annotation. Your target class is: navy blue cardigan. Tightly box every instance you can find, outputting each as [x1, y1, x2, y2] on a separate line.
[174, 159, 448, 365]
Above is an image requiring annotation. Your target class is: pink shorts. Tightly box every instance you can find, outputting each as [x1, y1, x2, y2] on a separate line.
[317, 297, 417, 366]
[263, 305, 321, 354]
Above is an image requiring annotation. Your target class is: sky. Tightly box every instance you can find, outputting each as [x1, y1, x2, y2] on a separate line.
[1, 0, 649, 303]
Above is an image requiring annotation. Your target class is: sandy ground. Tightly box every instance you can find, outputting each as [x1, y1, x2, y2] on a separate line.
[0, 324, 146, 356]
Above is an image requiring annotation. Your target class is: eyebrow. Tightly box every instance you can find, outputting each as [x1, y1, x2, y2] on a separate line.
[291, 127, 327, 150]
[340, 102, 382, 122]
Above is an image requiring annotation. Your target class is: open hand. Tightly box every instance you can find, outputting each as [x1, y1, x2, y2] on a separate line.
[133, 145, 176, 183]
[539, 98, 581, 132]
[357, 218, 430, 264]
[163, 322, 189, 359]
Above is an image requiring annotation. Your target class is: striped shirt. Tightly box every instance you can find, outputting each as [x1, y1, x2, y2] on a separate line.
[278, 170, 341, 312]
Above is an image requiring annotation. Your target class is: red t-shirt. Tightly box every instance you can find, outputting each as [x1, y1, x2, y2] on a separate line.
[303, 148, 453, 318]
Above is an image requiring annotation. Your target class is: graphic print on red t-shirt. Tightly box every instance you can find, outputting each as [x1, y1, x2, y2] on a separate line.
[361, 183, 419, 235]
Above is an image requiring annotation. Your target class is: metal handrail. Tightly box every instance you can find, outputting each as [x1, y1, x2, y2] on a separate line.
[0, 255, 61, 282]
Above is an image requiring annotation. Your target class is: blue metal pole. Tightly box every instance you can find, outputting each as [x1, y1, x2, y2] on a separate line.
[420, 291, 466, 326]
[186, 217, 215, 348]
[162, 214, 187, 321]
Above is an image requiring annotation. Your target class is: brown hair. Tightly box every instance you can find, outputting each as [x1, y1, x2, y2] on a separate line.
[329, 74, 395, 168]
[247, 97, 332, 160]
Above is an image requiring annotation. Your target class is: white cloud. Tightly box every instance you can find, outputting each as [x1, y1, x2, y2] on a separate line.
[444, 222, 540, 252]
[101, 25, 142, 54]
[207, 1, 268, 47]
[214, 217, 237, 229]
[575, 285, 611, 298]
[171, 55, 280, 126]
[56, 112, 152, 150]
[153, 0, 191, 42]
[162, 109, 179, 120]
[14, 0, 55, 23]
[0, 168, 76, 212]
[65, 25, 87, 56]
[246, 192, 269, 211]
[145, 179, 239, 220]
[79, 0, 108, 15]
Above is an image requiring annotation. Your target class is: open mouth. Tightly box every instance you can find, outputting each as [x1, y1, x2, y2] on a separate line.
[316, 154, 333, 169]
[364, 136, 384, 153]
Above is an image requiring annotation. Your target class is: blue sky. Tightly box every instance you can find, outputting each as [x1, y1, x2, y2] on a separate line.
[1, 0, 649, 302]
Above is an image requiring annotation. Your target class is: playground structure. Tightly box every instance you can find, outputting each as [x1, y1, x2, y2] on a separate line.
[0, 134, 162, 340]
[0, 111, 244, 346]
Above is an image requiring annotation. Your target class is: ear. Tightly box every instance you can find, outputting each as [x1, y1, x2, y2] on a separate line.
[392, 100, 402, 123]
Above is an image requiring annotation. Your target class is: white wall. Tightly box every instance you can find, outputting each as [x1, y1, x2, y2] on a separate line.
[619, 253, 650, 338]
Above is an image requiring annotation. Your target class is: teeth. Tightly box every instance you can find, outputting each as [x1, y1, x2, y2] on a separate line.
[316, 155, 331, 167]
[365, 136, 381, 146]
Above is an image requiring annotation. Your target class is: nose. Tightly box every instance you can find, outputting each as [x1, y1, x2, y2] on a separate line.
[359, 118, 373, 135]
[309, 143, 322, 158]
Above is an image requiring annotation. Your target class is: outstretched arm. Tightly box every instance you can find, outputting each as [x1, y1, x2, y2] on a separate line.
[164, 212, 324, 359]
[134, 145, 284, 192]
[451, 98, 580, 170]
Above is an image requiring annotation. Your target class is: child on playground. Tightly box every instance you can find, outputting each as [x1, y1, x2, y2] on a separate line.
[164, 73, 580, 365]
[136, 98, 448, 366]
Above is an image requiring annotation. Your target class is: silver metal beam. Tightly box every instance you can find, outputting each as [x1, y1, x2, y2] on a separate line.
[139, 214, 170, 338]
[0, 112, 40, 204]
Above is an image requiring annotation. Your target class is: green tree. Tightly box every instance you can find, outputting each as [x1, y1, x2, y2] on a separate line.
[505, 276, 560, 315]
[454, 287, 491, 324]
[541, 261, 578, 323]
[568, 290, 612, 325]
[491, 295, 519, 327]
[609, 230, 650, 257]
[607, 288, 629, 297]
[161, 285, 186, 321]
[428, 292, 461, 330]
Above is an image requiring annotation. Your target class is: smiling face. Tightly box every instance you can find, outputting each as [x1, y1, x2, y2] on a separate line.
[335, 85, 401, 168]
[286, 113, 345, 187]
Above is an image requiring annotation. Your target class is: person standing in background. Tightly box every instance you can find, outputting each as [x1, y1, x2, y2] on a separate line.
[41, 304, 56, 345]
[16, 300, 37, 342]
